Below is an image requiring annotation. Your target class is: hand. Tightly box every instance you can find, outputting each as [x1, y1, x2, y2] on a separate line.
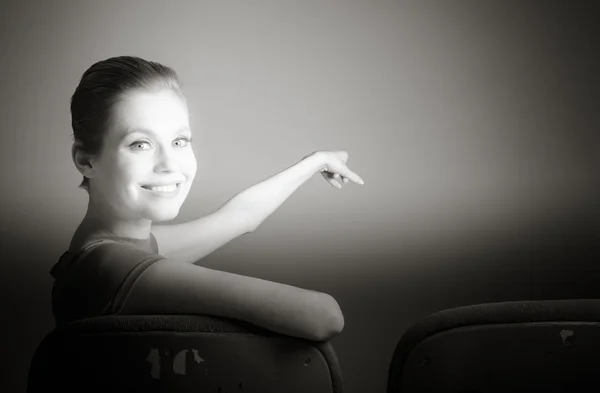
[310, 150, 364, 189]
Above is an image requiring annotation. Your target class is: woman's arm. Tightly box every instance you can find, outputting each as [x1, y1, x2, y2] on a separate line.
[229, 151, 363, 229]
[228, 152, 326, 230]
[149, 154, 322, 264]
[150, 205, 254, 264]
[151, 151, 363, 265]
[119, 259, 344, 341]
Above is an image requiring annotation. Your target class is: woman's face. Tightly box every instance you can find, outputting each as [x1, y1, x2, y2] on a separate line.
[89, 88, 197, 223]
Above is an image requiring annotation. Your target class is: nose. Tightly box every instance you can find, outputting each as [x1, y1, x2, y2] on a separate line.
[154, 145, 178, 173]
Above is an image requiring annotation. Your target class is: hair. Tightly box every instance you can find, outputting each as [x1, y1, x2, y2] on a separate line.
[70, 56, 186, 192]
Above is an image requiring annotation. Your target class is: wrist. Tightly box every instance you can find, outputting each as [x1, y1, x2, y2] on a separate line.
[303, 151, 327, 173]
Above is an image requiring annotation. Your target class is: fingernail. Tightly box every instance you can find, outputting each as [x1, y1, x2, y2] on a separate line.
[359, 179, 364, 185]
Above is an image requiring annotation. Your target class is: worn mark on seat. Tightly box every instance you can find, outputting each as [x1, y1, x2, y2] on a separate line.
[192, 348, 205, 363]
[173, 349, 189, 375]
[146, 348, 161, 379]
[560, 329, 574, 345]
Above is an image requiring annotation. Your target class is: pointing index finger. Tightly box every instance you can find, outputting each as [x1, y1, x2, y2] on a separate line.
[346, 170, 364, 185]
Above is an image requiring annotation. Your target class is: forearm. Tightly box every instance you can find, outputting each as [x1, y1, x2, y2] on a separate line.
[230, 153, 325, 230]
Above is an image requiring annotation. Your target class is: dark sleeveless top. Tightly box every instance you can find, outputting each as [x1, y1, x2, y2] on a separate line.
[49, 232, 166, 327]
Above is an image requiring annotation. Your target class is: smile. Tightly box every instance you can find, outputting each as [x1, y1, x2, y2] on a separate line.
[141, 183, 181, 197]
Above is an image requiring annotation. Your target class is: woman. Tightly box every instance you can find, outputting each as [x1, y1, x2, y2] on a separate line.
[50, 56, 364, 342]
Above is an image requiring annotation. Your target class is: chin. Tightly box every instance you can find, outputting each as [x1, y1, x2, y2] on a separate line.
[148, 207, 180, 223]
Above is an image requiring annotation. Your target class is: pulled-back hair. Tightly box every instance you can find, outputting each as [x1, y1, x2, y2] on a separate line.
[70, 56, 186, 192]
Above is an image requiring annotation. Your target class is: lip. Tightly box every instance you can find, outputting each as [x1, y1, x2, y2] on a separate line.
[141, 182, 182, 188]
[141, 183, 181, 197]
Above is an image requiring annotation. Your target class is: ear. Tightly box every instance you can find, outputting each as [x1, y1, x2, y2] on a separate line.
[72, 142, 97, 179]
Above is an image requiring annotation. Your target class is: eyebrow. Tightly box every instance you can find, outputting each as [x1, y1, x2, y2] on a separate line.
[125, 126, 191, 137]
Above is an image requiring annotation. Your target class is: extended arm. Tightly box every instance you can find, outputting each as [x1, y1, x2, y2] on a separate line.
[150, 154, 324, 264]
[228, 152, 326, 231]
[221, 150, 363, 230]
[152, 151, 362, 264]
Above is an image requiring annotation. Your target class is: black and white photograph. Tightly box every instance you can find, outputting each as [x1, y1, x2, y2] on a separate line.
[1, 1, 599, 392]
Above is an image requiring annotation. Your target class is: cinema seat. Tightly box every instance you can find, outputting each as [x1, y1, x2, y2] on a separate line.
[27, 314, 344, 393]
[387, 299, 600, 393]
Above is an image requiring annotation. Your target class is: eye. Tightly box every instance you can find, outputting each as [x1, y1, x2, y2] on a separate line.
[173, 137, 192, 148]
[130, 140, 151, 150]
[129, 137, 192, 150]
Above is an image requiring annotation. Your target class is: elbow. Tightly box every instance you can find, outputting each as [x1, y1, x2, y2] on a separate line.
[314, 294, 345, 341]
[245, 216, 260, 233]
[231, 203, 259, 234]
[318, 319, 344, 342]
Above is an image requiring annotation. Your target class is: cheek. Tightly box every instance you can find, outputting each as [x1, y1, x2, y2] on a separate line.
[112, 182, 138, 204]
[127, 184, 143, 199]
[110, 165, 144, 200]
[183, 152, 198, 178]
[120, 157, 149, 184]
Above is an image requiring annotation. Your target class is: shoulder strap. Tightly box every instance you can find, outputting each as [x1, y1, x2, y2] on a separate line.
[51, 239, 119, 279]
[74, 239, 118, 260]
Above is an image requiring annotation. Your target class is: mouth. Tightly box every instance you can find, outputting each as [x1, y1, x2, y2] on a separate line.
[141, 183, 181, 189]
[141, 183, 181, 196]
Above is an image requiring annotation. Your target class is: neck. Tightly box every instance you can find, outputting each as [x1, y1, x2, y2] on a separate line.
[76, 193, 152, 241]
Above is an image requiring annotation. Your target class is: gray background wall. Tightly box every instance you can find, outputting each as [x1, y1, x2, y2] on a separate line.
[1, 1, 599, 392]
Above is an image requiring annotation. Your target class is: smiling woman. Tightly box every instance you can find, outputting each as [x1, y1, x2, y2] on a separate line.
[50, 56, 361, 342]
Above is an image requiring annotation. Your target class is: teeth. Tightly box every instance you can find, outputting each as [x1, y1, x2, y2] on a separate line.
[149, 184, 177, 192]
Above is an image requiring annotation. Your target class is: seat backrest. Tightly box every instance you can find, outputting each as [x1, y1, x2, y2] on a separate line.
[387, 299, 600, 393]
[28, 314, 343, 393]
